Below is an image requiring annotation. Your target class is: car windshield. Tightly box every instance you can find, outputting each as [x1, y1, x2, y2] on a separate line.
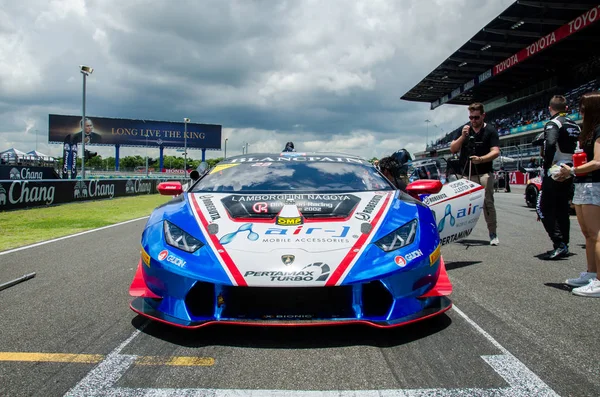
[191, 155, 394, 193]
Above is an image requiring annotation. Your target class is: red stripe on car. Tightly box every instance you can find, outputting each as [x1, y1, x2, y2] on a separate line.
[189, 194, 247, 286]
[326, 192, 392, 286]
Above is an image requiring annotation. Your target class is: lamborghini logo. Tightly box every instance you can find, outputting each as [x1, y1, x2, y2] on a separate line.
[281, 255, 295, 266]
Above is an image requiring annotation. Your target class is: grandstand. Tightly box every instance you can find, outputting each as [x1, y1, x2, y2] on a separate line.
[402, 0, 600, 169]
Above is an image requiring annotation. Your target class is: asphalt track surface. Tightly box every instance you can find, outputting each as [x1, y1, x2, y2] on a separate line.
[1, 188, 599, 396]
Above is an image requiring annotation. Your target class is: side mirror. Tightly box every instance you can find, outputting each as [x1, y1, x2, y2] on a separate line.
[157, 181, 183, 196]
[190, 161, 209, 181]
[198, 161, 209, 173]
[406, 180, 443, 200]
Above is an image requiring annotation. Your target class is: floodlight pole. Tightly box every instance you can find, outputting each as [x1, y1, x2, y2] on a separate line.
[224, 138, 228, 159]
[81, 72, 87, 179]
[425, 119, 431, 151]
[145, 133, 149, 177]
[183, 118, 189, 173]
[80, 65, 93, 179]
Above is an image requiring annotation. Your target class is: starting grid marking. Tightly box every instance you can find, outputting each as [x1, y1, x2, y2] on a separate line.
[63, 309, 560, 397]
[0, 352, 214, 367]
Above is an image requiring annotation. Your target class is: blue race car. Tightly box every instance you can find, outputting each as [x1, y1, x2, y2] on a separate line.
[130, 152, 461, 329]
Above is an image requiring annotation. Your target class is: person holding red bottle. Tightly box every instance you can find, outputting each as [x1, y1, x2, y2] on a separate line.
[558, 92, 600, 297]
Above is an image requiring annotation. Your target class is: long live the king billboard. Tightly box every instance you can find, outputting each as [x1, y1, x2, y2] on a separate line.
[48, 114, 222, 149]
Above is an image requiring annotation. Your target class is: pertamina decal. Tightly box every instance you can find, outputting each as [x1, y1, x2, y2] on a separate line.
[244, 262, 330, 282]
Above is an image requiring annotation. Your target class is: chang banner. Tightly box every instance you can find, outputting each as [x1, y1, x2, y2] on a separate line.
[0, 178, 164, 211]
[48, 114, 222, 149]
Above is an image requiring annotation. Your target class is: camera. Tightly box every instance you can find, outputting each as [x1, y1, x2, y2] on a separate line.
[464, 128, 477, 155]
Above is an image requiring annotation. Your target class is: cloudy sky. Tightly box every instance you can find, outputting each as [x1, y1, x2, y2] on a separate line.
[0, 0, 514, 161]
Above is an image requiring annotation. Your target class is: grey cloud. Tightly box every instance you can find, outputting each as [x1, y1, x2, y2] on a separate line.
[0, 0, 514, 160]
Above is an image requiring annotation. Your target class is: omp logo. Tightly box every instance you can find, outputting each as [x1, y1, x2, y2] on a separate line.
[0, 185, 6, 205]
[276, 216, 302, 226]
[302, 262, 330, 281]
[9, 168, 20, 180]
[74, 181, 88, 199]
[219, 223, 259, 245]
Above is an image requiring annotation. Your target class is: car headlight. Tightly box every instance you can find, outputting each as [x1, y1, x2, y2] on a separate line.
[163, 220, 204, 253]
[374, 220, 417, 252]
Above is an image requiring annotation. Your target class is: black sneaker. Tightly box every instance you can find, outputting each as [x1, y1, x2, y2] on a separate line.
[546, 244, 569, 260]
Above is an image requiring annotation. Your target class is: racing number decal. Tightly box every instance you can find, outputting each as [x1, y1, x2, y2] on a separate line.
[325, 192, 393, 286]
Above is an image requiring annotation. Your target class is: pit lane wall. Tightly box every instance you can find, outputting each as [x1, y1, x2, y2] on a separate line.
[0, 178, 161, 211]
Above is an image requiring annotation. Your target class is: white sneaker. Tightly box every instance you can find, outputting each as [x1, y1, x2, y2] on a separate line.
[572, 278, 600, 297]
[565, 272, 597, 287]
[490, 234, 499, 246]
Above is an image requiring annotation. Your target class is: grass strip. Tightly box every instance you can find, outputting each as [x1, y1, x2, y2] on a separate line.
[0, 194, 171, 252]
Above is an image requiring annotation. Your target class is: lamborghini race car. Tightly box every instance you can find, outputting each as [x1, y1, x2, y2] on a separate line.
[130, 152, 483, 328]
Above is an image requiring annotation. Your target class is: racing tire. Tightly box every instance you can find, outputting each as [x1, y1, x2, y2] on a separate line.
[525, 184, 539, 208]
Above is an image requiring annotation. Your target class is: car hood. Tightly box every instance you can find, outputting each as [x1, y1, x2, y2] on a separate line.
[185, 191, 408, 287]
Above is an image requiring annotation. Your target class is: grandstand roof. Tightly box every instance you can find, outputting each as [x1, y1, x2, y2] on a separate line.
[401, 1, 600, 109]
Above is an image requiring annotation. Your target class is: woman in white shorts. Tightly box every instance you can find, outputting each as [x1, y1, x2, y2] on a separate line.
[558, 91, 600, 297]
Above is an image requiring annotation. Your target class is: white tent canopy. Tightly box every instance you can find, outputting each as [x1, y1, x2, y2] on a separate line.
[27, 150, 55, 161]
[0, 148, 28, 158]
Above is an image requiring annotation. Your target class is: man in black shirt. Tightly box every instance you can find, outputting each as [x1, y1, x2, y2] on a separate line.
[538, 95, 581, 259]
[450, 102, 500, 245]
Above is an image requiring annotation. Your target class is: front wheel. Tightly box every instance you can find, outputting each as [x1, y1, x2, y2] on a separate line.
[525, 185, 539, 208]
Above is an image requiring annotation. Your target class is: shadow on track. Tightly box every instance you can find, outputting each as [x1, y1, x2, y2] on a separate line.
[534, 252, 576, 261]
[445, 260, 482, 271]
[131, 312, 452, 349]
[544, 282, 573, 292]
[457, 239, 489, 248]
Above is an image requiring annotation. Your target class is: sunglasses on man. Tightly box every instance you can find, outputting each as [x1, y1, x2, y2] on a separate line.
[469, 115, 481, 120]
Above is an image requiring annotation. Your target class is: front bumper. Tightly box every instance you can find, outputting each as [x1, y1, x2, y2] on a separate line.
[129, 257, 452, 329]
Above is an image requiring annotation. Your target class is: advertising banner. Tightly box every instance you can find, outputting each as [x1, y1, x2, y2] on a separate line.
[61, 137, 71, 179]
[0, 178, 165, 211]
[48, 114, 222, 149]
[493, 6, 600, 76]
[70, 142, 78, 179]
[0, 166, 60, 181]
[431, 5, 600, 109]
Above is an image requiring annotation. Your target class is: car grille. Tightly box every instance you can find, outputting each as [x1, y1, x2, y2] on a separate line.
[185, 281, 215, 317]
[221, 286, 354, 320]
